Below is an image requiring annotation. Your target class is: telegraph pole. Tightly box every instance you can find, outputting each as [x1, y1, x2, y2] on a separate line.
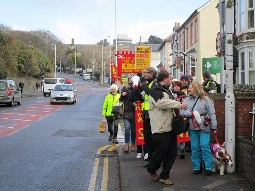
[224, 0, 235, 173]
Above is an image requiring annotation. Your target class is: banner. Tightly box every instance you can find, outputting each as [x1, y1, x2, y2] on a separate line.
[135, 46, 151, 69]
[111, 62, 118, 82]
[135, 101, 144, 145]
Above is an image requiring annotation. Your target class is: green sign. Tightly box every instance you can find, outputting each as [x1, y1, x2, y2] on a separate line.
[202, 57, 221, 74]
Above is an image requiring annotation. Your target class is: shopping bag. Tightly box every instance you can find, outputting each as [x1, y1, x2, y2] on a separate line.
[112, 104, 123, 114]
[172, 115, 189, 135]
[98, 120, 106, 133]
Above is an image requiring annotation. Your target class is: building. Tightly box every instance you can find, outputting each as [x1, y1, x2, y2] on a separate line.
[170, 0, 220, 82]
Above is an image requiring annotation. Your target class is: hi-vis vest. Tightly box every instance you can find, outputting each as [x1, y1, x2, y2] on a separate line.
[142, 81, 154, 111]
[204, 81, 217, 91]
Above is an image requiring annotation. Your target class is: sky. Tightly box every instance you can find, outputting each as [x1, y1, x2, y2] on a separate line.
[0, 0, 211, 45]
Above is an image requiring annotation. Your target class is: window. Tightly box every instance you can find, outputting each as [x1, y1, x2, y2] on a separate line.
[195, 20, 198, 42]
[248, 51, 255, 84]
[190, 23, 193, 45]
[238, 0, 255, 32]
[240, 52, 245, 84]
[186, 27, 189, 49]
[182, 30, 185, 51]
[179, 34, 182, 52]
[187, 55, 196, 78]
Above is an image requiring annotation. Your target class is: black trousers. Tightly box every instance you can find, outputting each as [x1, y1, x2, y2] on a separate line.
[107, 117, 119, 138]
[143, 118, 154, 160]
[147, 131, 177, 180]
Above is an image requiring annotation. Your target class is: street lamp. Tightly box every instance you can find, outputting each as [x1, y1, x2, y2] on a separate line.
[101, 43, 104, 85]
[54, 44, 56, 78]
[108, 36, 111, 84]
[75, 48, 77, 76]
[115, 0, 117, 67]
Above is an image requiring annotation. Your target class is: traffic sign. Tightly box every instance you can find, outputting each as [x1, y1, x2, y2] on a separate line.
[202, 57, 221, 74]
[216, 32, 222, 56]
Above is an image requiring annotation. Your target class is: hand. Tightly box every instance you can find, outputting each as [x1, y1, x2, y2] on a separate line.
[122, 92, 127, 96]
[213, 130, 217, 134]
[181, 103, 188, 109]
[133, 102, 137, 106]
[102, 116, 106, 120]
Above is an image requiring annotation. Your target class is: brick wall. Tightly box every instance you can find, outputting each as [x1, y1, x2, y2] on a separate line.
[210, 93, 255, 183]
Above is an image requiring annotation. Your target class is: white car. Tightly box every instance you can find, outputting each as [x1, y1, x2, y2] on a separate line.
[50, 84, 77, 104]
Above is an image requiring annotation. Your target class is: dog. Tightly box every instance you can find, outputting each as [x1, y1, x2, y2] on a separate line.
[211, 142, 233, 175]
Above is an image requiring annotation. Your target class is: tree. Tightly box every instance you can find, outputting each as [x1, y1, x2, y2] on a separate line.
[146, 35, 163, 44]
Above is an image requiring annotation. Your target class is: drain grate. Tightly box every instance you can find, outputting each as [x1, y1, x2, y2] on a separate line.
[52, 129, 96, 137]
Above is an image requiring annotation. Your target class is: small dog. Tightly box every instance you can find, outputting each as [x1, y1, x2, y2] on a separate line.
[211, 142, 233, 175]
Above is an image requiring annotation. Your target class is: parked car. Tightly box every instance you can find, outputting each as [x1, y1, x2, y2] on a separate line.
[83, 73, 91, 80]
[50, 84, 77, 104]
[0, 79, 22, 106]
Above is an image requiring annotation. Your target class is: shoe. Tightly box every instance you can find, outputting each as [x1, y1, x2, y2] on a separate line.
[149, 173, 159, 181]
[144, 153, 148, 161]
[131, 143, 136, 152]
[108, 134, 113, 141]
[112, 138, 118, 144]
[180, 149, 185, 159]
[159, 179, 173, 185]
[136, 153, 142, 158]
[124, 144, 129, 153]
[206, 170, 212, 176]
[193, 170, 202, 174]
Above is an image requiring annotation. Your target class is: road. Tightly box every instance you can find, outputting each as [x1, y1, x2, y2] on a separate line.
[0, 74, 122, 191]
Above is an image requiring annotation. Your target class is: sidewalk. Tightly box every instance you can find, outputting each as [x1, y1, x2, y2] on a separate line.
[117, 146, 255, 191]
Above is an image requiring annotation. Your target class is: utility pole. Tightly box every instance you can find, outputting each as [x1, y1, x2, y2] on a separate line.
[101, 43, 104, 85]
[54, 44, 56, 78]
[139, 36, 141, 45]
[225, 0, 235, 174]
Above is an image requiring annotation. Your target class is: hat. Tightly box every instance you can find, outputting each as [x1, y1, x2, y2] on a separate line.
[203, 70, 214, 80]
[180, 75, 189, 81]
[144, 66, 157, 75]
[172, 78, 178, 82]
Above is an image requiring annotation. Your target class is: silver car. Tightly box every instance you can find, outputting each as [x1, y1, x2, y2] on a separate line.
[50, 84, 77, 104]
[0, 79, 22, 107]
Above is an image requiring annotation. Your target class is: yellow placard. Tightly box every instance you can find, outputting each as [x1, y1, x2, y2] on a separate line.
[135, 46, 151, 69]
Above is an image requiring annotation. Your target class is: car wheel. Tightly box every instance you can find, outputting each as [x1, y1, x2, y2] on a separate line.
[8, 99, 14, 107]
[43, 93, 46, 97]
[17, 99, 22, 105]
[50, 102, 54, 105]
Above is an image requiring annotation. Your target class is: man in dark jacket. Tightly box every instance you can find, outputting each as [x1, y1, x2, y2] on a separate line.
[202, 70, 217, 93]
[139, 66, 158, 165]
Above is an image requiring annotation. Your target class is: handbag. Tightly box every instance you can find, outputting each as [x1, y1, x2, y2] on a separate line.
[119, 104, 124, 115]
[98, 120, 106, 133]
[172, 115, 187, 135]
[112, 104, 123, 114]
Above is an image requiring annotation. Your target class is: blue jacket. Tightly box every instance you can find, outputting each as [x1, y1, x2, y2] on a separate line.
[181, 94, 217, 130]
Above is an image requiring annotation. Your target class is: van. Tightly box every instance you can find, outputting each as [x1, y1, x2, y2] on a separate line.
[0, 79, 22, 106]
[83, 73, 91, 81]
[43, 78, 64, 97]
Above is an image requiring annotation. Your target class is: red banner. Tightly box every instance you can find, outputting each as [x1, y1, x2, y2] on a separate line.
[111, 62, 118, 82]
[135, 102, 144, 145]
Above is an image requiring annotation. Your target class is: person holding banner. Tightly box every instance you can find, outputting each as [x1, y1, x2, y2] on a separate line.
[147, 70, 187, 185]
[139, 66, 158, 166]
[119, 74, 136, 153]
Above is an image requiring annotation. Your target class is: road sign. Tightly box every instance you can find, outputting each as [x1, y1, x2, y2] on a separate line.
[202, 57, 221, 74]
[216, 32, 222, 56]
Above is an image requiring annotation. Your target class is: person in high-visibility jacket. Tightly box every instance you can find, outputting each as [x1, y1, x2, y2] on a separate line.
[102, 84, 121, 144]
[139, 66, 158, 164]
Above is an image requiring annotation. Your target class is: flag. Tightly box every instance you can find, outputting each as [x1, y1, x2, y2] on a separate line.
[111, 62, 118, 82]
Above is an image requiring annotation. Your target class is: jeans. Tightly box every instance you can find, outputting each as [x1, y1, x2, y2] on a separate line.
[189, 130, 213, 171]
[123, 118, 135, 144]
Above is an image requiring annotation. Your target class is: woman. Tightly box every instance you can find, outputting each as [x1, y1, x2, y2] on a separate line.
[119, 74, 136, 153]
[172, 80, 189, 159]
[102, 84, 121, 144]
[181, 82, 217, 176]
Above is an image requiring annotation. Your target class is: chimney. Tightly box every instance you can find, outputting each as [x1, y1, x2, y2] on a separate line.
[178, 22, 180, 27]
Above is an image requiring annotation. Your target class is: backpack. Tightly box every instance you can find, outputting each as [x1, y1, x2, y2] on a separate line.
[214, 81, 221, 93]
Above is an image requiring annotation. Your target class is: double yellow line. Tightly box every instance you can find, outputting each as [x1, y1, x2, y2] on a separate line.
[88, 144, 120, 191]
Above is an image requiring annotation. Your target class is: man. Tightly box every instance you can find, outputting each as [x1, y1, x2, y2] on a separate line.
[18, 81, 24, 94]
[139, 66, 157, 163]
[202, 70, 217, 93]
[147, 70, 187, 185]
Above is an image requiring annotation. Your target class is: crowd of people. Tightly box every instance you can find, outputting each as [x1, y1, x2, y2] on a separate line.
[102, 67, 218, 185]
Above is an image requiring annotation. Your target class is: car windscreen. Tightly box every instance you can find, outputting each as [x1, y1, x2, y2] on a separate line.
[54, 85, 73, 91]
[44, 79, 58, 84]
[0, 82, 7, 91]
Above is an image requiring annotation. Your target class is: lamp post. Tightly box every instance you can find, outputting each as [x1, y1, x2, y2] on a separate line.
[74, 48, 77, 76]
[101, 43, 104, 85]
[108, 36, 111, 84]
[115, 0, 117, 66]
[54, 44, 56, 78]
